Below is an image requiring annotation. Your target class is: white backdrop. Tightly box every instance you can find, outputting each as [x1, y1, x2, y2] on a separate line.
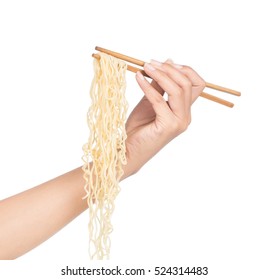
[0, 0, 267, 279]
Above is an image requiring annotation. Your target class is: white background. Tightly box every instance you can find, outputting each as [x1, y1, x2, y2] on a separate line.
[0, 0, 267, 279]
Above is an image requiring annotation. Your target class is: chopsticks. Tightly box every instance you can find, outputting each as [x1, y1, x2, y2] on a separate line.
[93, 46, 241, 108]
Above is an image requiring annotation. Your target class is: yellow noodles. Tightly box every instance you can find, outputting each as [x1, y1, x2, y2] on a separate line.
[82, 53, 128, 259]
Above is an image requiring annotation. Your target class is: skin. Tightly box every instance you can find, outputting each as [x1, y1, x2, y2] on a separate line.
[0, 60, 205, 259]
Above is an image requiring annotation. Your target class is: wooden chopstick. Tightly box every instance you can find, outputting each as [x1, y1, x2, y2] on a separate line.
[93, 47, 241, 107]
[92, 53, 150, 78]
[200, 92, 234, 108]
[93, 53, 234, 108]
[95, 47, 240, 97]
[205, 82, 240, 97]
[95, 46, 145, 67]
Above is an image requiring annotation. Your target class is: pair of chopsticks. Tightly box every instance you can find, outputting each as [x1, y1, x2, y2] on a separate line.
[92, 46, 241, 108]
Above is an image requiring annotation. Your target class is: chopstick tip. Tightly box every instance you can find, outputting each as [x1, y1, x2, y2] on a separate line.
[92, 53, 100, 60]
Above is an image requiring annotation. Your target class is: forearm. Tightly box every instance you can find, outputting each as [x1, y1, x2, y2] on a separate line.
[0, 167, 87, 259]
[0, 161, 134, 260]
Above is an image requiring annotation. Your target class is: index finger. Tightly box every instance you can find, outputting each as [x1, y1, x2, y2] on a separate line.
[176, 65, 206, 102]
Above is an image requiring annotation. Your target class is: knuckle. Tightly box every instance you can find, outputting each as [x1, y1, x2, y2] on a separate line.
[199, 78, 206, 90]
[182, 65, 193, 72]
[143, 82, 153, 92]
[154, 93, 165, 104]
[181, 79, 192, 89]
[175, 87, 183, 97]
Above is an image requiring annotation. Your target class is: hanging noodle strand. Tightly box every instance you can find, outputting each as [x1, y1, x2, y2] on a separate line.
[82, 52, 128, 260]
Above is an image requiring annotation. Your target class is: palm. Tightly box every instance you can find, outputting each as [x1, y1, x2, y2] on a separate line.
[126, 96, 156, 134]
[124, 93, 167, 175]
[126, 80, 164, 134]
[121, 62, 205, 177]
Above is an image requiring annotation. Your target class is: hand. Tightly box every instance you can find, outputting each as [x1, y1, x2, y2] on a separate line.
[122, 60, 205, 179]
[0, 60, 205, 259]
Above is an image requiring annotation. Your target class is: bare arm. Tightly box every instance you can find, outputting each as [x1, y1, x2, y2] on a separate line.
[0, 162, 135, 260]
[0, 167, 88, 259]
[0, 61, 205, 259]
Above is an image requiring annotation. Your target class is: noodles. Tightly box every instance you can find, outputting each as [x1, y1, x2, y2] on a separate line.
[82, 52, 128, 260]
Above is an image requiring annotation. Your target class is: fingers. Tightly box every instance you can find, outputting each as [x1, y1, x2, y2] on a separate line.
[143, 62, 188, 120]
[179, 65, 205, 87]
[151, 61, 193, 118]
[178, 65, 206, 102]
[149, 60, 205, 104]
[150, 80, 164, 95]
[150, 59, 171, 96]
[135, 71, 172, 120]
[135, 59, 205, 135]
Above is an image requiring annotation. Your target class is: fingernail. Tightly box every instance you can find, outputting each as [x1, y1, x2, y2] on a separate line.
[145, 63, 156, 71]
[150, 59, 162, 67]
[136, 71, 145, 80]
[166, 58, 173, 63]
[174, 64, 183, 69]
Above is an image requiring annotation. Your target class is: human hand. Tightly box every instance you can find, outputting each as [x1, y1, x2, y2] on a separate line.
[122, 60, 205, 179]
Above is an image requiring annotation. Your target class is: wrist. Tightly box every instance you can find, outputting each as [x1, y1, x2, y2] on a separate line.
[120, 162, 138, 181]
